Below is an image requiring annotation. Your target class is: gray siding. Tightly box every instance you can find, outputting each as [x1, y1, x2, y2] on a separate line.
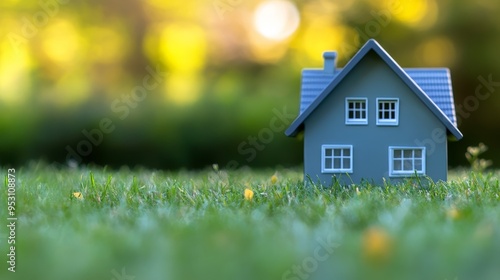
[303, 51, 448, 186]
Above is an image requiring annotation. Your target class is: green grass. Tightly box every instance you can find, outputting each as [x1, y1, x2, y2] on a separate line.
[1, 163, 500, 280]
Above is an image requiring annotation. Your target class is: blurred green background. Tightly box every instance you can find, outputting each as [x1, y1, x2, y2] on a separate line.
[1, 0, 499, 169]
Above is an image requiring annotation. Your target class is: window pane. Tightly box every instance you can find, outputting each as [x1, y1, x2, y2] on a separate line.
[379, 102, 383, 110]
[403, 150, 412, 158]
[384, 111, 390, 119]
[394, 150, 401, 158]
[390, 111, 395, 119]
[343, 148, 350, 156]
[334, 158, 341, 168]
[325, 158, 332, 169]
[403, 159, 413, 171]
[348, 101, 366, 121]
[414, 159, 422, 171]
[325, 149, 332, 157]
[343, 158, 350, 169]
[334, 149, 341, 156]
[390, 102, 395, 110]
[394, 160, 401, 171]
[414, 149, 422, 158]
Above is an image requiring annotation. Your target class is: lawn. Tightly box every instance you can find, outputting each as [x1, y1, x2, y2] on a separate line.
[1, 163, 500, 280]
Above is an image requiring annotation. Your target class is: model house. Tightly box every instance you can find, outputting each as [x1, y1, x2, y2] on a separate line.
[285, 39, 463, 185]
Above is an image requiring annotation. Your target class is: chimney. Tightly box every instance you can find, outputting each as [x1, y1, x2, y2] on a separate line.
[323, 51, 337, 74]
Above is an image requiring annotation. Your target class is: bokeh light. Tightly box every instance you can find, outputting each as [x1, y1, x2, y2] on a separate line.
[86, 25, 128, 64]
[41, 19, 81, 65]
[414, 37, 456, 67]
[159, 23, 207, 74]
[393, 0, 439, 29]
[0, 39, 30, 104]
[157, 23, 207, 105]
[253, 0, 300, 41]
[297, 18, 359, 63]
[166, 74, 202, 105]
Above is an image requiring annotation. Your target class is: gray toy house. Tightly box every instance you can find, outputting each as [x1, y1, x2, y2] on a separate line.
[285, 39, 463, 185]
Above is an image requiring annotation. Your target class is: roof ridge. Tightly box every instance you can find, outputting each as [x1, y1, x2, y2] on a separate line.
[288, 39, 462, 140]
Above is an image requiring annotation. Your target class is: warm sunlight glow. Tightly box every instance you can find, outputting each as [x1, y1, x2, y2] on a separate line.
[298, 19, 359, 63]
[87, 26, 128, 64]
[0, 40, 30, 104]
[393, 0, 438, 29]
[158, 23, 206, 105]
[53, 69, 91, 106]
[165, 73, 201, 105]
[159, 23, 207, 74]
[414, 37, 456, 66]
[253, 0, 300, 41]
[247, 29, 289, 63]
[41, 20, 81, 65]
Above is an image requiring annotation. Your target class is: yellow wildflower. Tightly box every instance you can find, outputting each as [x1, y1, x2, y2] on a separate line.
[73, 192, 83, 199]
[363, 226, 392, 262]
[446, 206, 460, 220]
[244, 188, 254, 201]
[271, 174, 278, 184]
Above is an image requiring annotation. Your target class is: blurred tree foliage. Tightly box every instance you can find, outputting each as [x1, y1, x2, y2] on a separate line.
[0, 0, 499, 169]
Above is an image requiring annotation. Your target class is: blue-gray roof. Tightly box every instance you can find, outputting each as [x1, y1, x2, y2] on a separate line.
[300, 68, 457, 127]
[404, 68, 457, 126]
[299, 70, 339, 114]
[287, 39, 463, 140]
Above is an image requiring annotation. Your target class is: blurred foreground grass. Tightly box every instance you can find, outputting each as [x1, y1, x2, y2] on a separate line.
[1, 163, 500, 280]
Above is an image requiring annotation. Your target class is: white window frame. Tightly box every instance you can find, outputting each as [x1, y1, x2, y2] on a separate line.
[321, 145, 353, 173]
[345, 98, 368, 125]
[388, 146, 426, 177]
[376, 98, 399, 126]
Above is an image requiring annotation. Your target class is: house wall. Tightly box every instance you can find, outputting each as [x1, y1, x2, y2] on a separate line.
[303, 51, 448, 186]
